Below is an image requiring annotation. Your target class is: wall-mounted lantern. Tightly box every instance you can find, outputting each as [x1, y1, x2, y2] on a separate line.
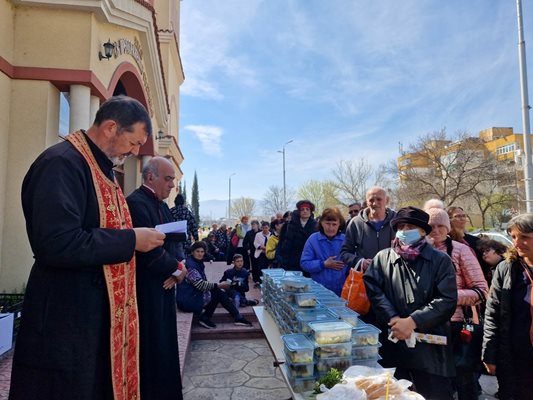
[98, 39, 115, 61]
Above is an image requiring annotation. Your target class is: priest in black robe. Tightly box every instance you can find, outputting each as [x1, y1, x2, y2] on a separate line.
[9, 96, 166, 400]
[126, 156, 186, 400]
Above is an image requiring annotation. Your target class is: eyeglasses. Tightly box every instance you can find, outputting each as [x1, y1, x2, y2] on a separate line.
[349, 210, 360, 215]
[452, 214, 467, 219]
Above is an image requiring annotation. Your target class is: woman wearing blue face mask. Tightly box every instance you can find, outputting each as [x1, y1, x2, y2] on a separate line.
[364, 206, 458, 400]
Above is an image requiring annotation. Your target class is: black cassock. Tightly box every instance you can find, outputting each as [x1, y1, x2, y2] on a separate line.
[10, 136, 136, 400]
[126, 186, 183, 400]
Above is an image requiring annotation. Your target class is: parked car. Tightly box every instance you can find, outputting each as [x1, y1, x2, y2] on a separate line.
[472, 231, 512, 247]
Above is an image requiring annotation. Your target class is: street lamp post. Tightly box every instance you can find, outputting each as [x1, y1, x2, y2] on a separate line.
[228, 172, 236, 221]
[277, 140, 293, 212]
[516, 0, 532, 212]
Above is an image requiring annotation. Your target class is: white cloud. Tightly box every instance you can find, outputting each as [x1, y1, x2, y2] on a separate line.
[180, 1, 261, 99]
[184, 125, 223, 156]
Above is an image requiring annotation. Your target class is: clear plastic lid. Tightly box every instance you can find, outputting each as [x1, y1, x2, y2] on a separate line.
[330, 306, 360, 319]
[281, 277, 311, 292]
[282, 333, 315, 352]
[308, 320, 353, 333]
[296, 308, 336, 322]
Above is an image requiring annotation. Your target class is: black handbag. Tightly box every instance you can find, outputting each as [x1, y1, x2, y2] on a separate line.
[455, 288, 485, 371]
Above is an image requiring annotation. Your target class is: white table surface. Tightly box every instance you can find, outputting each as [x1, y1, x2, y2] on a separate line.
[253, 306, 309, 400]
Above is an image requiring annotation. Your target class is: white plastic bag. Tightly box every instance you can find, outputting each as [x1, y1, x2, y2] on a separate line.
[316, 383, 367, 400]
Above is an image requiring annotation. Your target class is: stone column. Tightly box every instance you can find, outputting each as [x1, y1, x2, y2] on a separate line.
[69, 84, 91, 131]
[89, 95, 100, 126]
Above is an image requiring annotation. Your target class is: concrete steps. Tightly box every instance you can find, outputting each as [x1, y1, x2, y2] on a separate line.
[189, 260, 265, 341]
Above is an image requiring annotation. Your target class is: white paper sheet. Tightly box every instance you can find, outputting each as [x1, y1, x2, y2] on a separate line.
[155, 220, 187, 234]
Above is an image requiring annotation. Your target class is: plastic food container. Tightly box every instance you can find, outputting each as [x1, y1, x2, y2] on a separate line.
[330, 306, 360, 327]
[284, 271, 303, 277]
[294, 292, 317, 307]
[351, 343, 381, 360]
[282, 291, 296, 303]
[286, 361, 314, 378]
[282, 334, 315, 364]
[315, 356, 352, 374]
[314, 342, 352, 359]
[281, 277, 311, 293]
[351, 323, 381, 346]
[287, 304, 325, 320]
[308, 321, 353, 345]
[288, 375, 315, 393]
[296, 309, 337, 334]
[318, 299, 348, 308]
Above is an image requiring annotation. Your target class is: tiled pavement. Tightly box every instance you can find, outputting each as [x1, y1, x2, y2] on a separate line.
[0, 339, 500, 400]
[182, 339, 291, 400]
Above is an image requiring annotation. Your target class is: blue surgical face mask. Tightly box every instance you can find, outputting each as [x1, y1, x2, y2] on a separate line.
[396, 229, 421, 245]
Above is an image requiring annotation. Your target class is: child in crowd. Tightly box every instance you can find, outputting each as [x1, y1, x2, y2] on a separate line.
[206, 233, 224, 261]
[219, 254, 259, 308]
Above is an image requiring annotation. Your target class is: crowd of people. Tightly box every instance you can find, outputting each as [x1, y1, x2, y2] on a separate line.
[8, 95, 532, 400]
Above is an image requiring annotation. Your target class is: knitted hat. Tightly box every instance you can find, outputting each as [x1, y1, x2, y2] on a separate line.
[296, 200, 315, 212]
[427, 207, 451, 232]
[390, 206, 432, 234]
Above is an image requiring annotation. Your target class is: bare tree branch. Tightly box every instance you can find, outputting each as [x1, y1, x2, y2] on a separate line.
[231, 197, 256, 219]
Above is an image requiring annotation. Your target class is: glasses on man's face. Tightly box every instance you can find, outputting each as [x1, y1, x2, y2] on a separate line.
[452, 214, 467, 219]
[349, 210, 360, 215]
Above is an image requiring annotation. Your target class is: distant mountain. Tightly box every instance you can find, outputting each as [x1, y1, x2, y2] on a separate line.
[198, 198, 265, 223]
[199, 199, 229, 220]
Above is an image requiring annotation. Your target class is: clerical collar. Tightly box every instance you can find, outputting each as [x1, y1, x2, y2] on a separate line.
[81, 130, 115, 180]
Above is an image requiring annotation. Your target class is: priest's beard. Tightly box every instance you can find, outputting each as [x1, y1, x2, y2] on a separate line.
[110, 155, 128, 166]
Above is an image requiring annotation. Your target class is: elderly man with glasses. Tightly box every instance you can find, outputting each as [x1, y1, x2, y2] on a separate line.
[347, 202, 362, 221]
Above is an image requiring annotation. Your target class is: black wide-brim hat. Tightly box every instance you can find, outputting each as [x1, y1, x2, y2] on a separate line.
[390, 206, 432, 235]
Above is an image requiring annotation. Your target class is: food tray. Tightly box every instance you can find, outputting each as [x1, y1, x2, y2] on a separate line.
[315, 356, 352, 374]
[351, 343, 381, 360]
[281, 277, 311, 293]
[314, 341, 352, 359]
[351, 323, 381, 346]
[285, 360, 315, 378]
[294, 292, 317, 307]
[329, 306, 360, 327]
[308, 320, 353, 345]
[288, 375, 315, 393]
[282, 334, 314, 364]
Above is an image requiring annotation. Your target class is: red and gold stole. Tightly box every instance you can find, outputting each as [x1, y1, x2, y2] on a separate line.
[67, 131, 140, 400]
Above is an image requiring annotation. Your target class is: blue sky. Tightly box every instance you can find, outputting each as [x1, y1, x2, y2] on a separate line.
[178, 0, 533, 205]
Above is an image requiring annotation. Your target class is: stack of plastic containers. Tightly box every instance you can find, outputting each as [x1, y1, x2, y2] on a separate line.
[308, 320, 354, 377]
[282, 334, 316, 392]
[350, 322, 382, 367]
[261, 269, 383, 391]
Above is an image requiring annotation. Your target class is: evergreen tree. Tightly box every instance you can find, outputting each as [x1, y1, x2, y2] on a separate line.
[177, 180, 183, 196]
[191, 171, 200, 224]
[182, 180, 187, 204]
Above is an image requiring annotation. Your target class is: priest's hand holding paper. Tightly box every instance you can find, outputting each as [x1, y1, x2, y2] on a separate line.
[133, 227, 165, 252]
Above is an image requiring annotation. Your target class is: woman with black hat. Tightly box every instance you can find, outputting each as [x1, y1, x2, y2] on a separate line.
[363, 206, 458, 400]
[277, 200, 317, 272]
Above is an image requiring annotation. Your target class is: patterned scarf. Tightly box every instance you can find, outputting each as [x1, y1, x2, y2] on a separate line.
[392, 237, 427, 261]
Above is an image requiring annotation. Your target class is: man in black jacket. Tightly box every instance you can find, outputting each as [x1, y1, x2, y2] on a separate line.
[127, 156, 187, 400]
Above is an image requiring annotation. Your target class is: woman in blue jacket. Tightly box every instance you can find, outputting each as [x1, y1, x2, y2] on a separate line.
[300, 207, 349, 295]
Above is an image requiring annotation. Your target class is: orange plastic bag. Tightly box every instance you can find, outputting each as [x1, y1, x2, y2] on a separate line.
[341, 266, 371, 315]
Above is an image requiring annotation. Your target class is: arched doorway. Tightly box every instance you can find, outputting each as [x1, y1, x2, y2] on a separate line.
[108, 64, 154, 190]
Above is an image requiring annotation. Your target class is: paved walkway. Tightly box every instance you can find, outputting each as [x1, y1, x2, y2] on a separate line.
[0, 341, 500, 400]
[182, 339, 291, 400]
[181, 338, 499, 400]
